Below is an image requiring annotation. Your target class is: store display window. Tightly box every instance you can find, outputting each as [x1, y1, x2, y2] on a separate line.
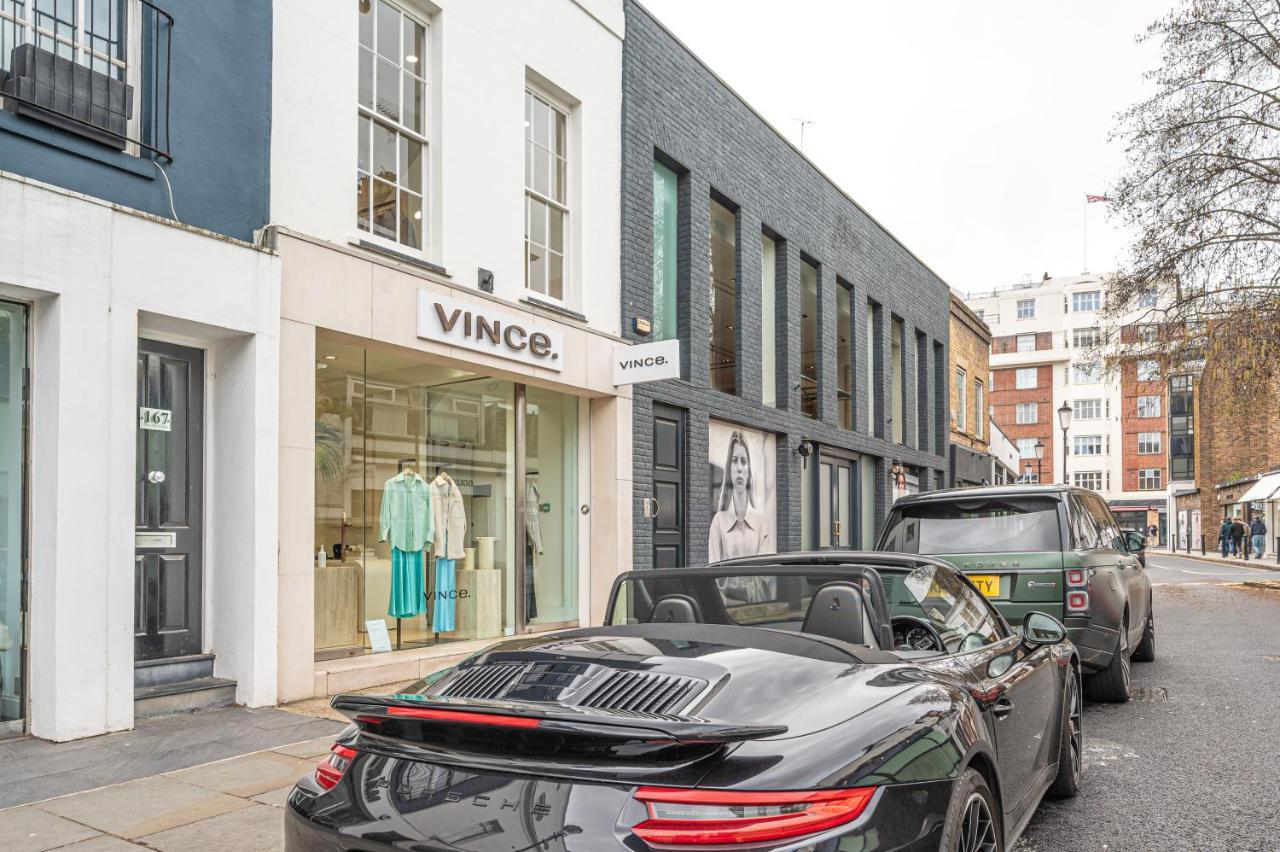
[314, 336, 580, 659]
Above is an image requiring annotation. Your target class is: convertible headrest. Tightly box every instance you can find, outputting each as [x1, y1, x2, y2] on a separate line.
[650, 594, 703, 624]
[801, 582, 866, 645]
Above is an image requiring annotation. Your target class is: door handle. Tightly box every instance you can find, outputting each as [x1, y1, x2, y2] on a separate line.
[833, 520, 842, 537]
[644, 497, 660, 519]
[992, 698, 1016, 719]
[146, 470, 166, 485]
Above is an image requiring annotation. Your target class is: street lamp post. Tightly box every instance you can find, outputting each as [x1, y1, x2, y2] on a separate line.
[1057, 403, 1073, 485]
[1024, 462, 1034, 484]
[1034, 439, 1045, 483]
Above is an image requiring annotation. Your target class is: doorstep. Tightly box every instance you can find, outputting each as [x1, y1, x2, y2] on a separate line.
[312, 634, 502, 697]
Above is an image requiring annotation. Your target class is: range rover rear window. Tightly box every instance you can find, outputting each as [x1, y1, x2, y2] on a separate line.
[881, 497, 1062, 555]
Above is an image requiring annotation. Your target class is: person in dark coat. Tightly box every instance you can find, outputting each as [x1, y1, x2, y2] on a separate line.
[1220, 517, 1234, 557]
[1250, 516, 1267, 559]
[1231, 518, 1246, 556]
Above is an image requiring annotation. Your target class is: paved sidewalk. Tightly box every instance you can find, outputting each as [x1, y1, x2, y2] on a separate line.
[1148, 546, 1280, 572]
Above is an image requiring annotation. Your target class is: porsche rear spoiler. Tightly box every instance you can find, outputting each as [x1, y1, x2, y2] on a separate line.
[332, 693, 788, 744]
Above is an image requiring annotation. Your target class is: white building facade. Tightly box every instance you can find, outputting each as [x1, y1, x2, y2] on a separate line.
[269, 0, 630, 701]
[967, 275, 1171, 537]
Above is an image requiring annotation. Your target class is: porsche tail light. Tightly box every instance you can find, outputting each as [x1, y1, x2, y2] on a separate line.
[1065, 568, 1089, 614]
[632, 786, 876, 845]
[315, 744, 358, 790]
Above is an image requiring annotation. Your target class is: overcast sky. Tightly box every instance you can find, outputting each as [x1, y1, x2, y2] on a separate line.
[640, 0, 1172, 297]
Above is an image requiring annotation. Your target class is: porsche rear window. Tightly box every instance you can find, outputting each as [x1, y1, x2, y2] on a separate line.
[881, 497, 1062, 555]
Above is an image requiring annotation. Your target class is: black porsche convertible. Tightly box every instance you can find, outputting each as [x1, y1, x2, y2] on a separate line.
[286, 553, 1082, 852]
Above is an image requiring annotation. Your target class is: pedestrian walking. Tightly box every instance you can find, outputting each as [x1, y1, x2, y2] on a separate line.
[1231, 517, 1246, 556]
[1250, 516, 1267, 560]
[1220, 517, 1233, 557]
[1148, 523, 1159, 547]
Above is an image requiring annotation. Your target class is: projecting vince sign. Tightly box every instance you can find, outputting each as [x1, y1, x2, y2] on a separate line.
[614, 338, 680, 385]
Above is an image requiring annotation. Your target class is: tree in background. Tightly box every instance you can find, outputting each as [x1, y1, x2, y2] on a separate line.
[1107, 0, 1280, 400]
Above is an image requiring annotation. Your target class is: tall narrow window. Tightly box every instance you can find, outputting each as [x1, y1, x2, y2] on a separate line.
[867, 305, 880, 435]
[652, 160, 679, 341]
[761, 234, 777, 406]
[836, 282, 853, 428]
[525, 89, 569, 301]
[358, 0, 430, 251]
[891, 318, 904, 443]
[974, 380, 984, 439]
[800, 260, 819, 418]
[709, 198, 737, 394]
[955, 367, 967, 431]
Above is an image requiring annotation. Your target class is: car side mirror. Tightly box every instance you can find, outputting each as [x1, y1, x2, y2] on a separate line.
[1023, 612, 1067, 646]
[1123, 530, 1146, 553]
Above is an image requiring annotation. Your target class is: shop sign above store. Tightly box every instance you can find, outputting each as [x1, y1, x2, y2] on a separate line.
[417, 292, 563, 372]
[613, 338, 680, 385]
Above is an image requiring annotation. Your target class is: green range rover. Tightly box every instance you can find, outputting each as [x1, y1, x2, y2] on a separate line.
[877, 484, 1154, 702]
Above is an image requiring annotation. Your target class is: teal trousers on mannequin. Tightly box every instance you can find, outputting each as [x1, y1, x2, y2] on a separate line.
[389, 547, 426, 618]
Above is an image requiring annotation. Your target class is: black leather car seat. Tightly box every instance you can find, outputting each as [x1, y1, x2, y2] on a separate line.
[801, 582, 867, 645]
[649, 594, 703, 623]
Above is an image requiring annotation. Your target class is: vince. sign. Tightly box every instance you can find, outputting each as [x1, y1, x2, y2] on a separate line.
[613, 338, 680, 385]
[417, 293, 563, 372]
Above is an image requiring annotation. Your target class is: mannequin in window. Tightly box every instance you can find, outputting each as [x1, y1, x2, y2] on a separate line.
[525, 475, 544, 620]
[380, 460, 433, 619]
[431, 468, 466, 632]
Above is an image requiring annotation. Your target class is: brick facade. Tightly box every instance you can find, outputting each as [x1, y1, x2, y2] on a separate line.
[990, 365, 1054, 482]
[1119, 360, 1167, 493]
[949, 295, 991, 454]
[621, 0, 950, 567]
[1197, 362, 1280, 525]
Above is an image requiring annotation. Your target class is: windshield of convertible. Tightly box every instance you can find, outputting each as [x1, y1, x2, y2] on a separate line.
[607, 565, 1003, 655]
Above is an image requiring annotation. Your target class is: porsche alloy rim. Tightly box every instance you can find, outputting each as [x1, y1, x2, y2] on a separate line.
[959, 792, 998, 852]
[1068, 676, 1083, 783]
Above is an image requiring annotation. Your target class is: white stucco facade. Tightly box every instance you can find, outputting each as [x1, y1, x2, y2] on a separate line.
[0, 174, 281, 740]
[269, 0, 629, 701]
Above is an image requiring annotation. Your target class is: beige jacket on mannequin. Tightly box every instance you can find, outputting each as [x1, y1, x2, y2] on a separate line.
[431, 472, 467, 560]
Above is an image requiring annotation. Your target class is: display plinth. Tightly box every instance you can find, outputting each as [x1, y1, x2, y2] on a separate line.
[451, 568, 502, 640]
[314, 562, 360, 650]
[475, 536, 497, 571]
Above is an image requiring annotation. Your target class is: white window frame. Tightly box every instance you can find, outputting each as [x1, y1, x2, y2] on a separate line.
[1073, 398, 1102, 420]
[1137, 360, 1159, 381]
[1138, 431, 1162, 454]
[1072, 291, 1101, 312]
[1073, 362, 1101, 385]
[1016, 334, 1035, 353]
[974, 380, 984, 440]
[524, 84, 572, 306]
[1015, 367, 1037, 390]
[1138, 468, 1163, 490]
[955, 367, 967, 431]
[1074, 470, 1103, 491]
[1015, 402, 1038, 425]
[1072, 327, 1100, 348]
[356, 0, 432, 256]
[1016, 299, 1035, 319]
[0, 0, 142, 148]
[1017, 438, 1038, 458]
[1074, 435, 1102, 456]
[1137, 290, 1157, 308]
[1137, 395, 1162, 418]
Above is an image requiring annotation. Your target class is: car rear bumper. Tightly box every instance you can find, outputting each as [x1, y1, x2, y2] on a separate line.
[284, 772, 955, 852]
[1067, 620, 1119, 672]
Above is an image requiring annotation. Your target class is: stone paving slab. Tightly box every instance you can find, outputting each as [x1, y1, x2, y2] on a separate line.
[167, 751, 316, 798]
[0, 805, 99, 852]
[36, 776, 251, 838]
[52, 837, 147, 850]
[138, 802, 284, 852]
[269, 735, 338, 759]
[251, 785, 295, 809]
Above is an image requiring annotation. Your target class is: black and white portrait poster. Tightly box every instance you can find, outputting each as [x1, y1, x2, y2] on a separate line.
[707, 420, 777, 563]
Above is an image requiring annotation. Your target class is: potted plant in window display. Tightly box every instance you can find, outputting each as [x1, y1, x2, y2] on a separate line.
[315, 396, 362, 651]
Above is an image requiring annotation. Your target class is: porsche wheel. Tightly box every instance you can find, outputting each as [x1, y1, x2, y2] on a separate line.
[940, 767, 1002, 852]
[1047, 668, 1082, 798]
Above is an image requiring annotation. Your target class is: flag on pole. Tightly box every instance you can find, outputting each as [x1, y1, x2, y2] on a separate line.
[1086, 194, 1111, 203]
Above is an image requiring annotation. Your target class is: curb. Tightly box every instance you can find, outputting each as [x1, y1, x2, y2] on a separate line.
[1148, 550, 1280, 573]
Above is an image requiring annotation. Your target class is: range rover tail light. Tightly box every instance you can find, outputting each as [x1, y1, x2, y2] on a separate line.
[1065, 568, 1089, 614]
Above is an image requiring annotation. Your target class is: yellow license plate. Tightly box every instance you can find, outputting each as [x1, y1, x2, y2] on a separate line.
[970, 575, 1002, 597]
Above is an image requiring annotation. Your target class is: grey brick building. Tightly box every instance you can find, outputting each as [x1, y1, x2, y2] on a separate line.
[621, 0, 952, 569]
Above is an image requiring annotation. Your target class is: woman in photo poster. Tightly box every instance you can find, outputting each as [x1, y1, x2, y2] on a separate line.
[708, 430, 769, 562]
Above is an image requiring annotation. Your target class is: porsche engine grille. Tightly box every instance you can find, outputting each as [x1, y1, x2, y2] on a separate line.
[437, 663, 704, 715]
[577, 671, 701, 716]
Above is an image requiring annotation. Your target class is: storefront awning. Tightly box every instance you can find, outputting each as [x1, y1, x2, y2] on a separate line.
[1238, 472, 1280, 503]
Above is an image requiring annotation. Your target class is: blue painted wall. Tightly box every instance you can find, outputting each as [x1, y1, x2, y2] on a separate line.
[0, 1, 271, 242]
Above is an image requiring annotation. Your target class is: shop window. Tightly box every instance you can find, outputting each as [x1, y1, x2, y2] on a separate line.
[800, 259, 819, 418]
[709, 197, 738, 394]
[652, 159, 679, 341]
[313, 336, 581, 658]
[358, 0, 429, 251]
[0, 302, 26, 737]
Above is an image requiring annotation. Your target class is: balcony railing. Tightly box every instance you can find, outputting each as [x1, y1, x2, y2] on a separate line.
[0, 0, 173, 161]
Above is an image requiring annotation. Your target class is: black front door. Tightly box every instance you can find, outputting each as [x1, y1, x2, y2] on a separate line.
[651, 405, 685, 568]
[135, 340, 204, 661]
